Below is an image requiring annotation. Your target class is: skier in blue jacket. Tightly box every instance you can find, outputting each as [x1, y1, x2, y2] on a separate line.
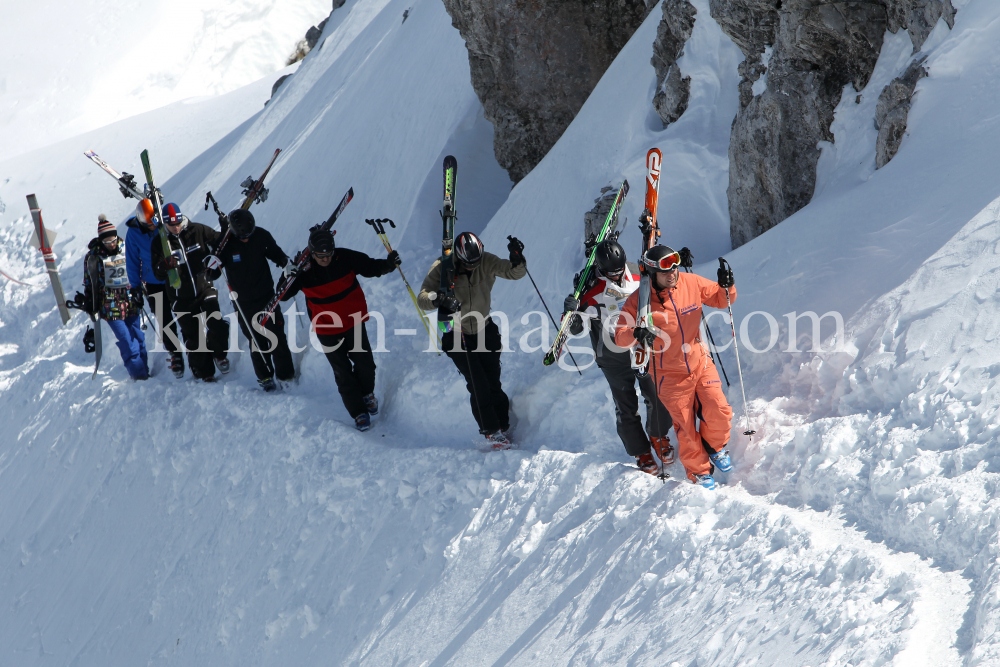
[125, 198, 183, 377]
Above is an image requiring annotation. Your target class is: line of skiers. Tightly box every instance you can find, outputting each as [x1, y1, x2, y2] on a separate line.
[75, 201, 736, 487]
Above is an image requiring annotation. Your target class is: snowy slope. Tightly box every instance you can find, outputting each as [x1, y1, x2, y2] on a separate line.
[0, 0, 330, 159]
[1, 0, 999, 664]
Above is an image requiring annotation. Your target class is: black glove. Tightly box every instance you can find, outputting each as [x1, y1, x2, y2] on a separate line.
[387, 250, 401, 267]
[717, 265, 734, 289]
[157, 256, 178, 273]
[132, 287, 144, 309]
[679, 247, 693, 268]
[435, 293, 460, 315]
[564, 295, 579, 313]
[507, 236, 525, 267]
[633, 326, 657, 348]
[82, 326, 96, 353]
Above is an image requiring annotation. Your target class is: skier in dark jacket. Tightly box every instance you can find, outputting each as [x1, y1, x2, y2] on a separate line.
[417, 232, 527, 450]
[125, 198, 181, 375]
[205, 209, 295, 391]
[278, 227, 399, 430]
[74, 215, 149, 380]
[150, 202, 230, 381]
[563, 240, 674, 474]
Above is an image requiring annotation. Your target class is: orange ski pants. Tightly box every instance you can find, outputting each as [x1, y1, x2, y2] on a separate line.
[656, 353, 732, 481]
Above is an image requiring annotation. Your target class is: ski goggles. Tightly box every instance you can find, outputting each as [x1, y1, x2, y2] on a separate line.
[643, 251, 681, 272]
[312, 250, 333, 260]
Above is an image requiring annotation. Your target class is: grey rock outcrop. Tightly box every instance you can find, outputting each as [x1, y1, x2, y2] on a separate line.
[710, 0, 956, 248]
[584, 185, 622, 242]
[874, 56, 927, 168]
[651, 0, 697, 127]
[442, 0, 652, 183]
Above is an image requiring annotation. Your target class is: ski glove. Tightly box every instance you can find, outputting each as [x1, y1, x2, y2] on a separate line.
[157, 256, 178, 273]
[204, 255, 222, 271]
[507, 236, 525, 267]
[633, 326, 657, 349]
[131, 287, 144, 308]
[679, 247, 693, 268]
[432, 291, 460, 314]
[283, 262, 299, 280]
[564, 295, 580, 313]
[387, 250, 401, 267]
[717, 266, 734, 289]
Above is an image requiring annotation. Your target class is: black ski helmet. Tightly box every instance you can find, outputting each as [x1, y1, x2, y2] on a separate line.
[308, 227, 335, 255]
[642, 245, 681, 273]
[595, 240, 627, 276]
[228, 209, 256, 239]
[455, 231, 484, 266]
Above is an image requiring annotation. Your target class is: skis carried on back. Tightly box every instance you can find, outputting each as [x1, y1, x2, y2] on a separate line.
[543, 180, 629, 367]
[438, 156, 458, 334]
[207, 148, 281, 256]
[632, 148, 662, 374]
[84, 149, 181, 288]
[261, 187, 354, 325]
[139, 149, 184, 289]
[25, 194, 71, 325]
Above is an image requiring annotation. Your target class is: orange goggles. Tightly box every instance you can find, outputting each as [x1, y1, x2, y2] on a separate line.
[643, 251, 680, 272]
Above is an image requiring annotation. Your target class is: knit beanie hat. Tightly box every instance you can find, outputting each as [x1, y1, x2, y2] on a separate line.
[97, 214, 117, 241]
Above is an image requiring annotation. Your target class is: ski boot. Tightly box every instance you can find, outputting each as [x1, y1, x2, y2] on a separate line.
[635, 452, 659, 475]
[355, 413, 372, 432]
[363, 392, 378, 416]
[693, 473, 716, 490]
[650, 435, 674, 465]
[709, 448, 733, 473]
[214, 356, 231, 374]
[485, 430, 513, 451]
[168, 352, 185, 379]
[259, 377, 277, 392]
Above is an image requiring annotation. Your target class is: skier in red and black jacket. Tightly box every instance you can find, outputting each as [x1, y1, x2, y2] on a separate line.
[278, 226, 399, 431]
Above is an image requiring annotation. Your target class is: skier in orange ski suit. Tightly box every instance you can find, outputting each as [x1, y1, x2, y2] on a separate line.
[614, 246, 735, 483]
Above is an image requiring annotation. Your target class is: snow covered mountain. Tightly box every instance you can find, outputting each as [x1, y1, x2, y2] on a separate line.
[1, 0, 998, 664]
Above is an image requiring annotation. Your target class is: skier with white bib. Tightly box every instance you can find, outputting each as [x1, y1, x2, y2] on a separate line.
[72, 215, 149, 380]
[563, 239, 674, 473]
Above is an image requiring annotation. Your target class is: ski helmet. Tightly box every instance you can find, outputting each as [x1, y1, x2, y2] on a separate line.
[163, 202, 184, 226]
[642, 245, 681, 273]
[595, 240, 627, 276]
[136, 199, 157, 230]
[308, 227, 335, 255]
[454, 231, 484, 266]
[228, 209, 256, 239]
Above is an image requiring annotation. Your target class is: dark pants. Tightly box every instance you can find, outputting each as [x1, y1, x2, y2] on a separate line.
[443, 318, 509, 434]
[317, 321, 377, 419]
[597, 353, 673, 457]
[145, 282, 179, 354]
[236, 298, 295, 382]
[174, 295, 229, 379]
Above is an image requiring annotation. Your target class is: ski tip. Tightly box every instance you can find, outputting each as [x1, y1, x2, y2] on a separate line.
[444, 155, 457, 168]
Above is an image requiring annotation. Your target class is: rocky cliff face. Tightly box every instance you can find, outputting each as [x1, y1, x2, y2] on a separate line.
[442, 0, 652, 183]
[707, 0, 955, 248]
[651, 0, 697, 127]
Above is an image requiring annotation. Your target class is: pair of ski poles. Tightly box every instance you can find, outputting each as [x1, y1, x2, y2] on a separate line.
[365, 218, 440, 355]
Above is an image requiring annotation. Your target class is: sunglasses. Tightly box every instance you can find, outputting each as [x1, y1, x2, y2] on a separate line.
[643, 251, 680, 272]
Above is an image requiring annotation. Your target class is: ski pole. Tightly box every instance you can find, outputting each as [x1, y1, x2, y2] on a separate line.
[365, 218, 440, 354]
[681, 260, 730, 387]
[718, 258, 754, 440]
[510, 235, 582, 376]
[222, 268, 273, 376]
